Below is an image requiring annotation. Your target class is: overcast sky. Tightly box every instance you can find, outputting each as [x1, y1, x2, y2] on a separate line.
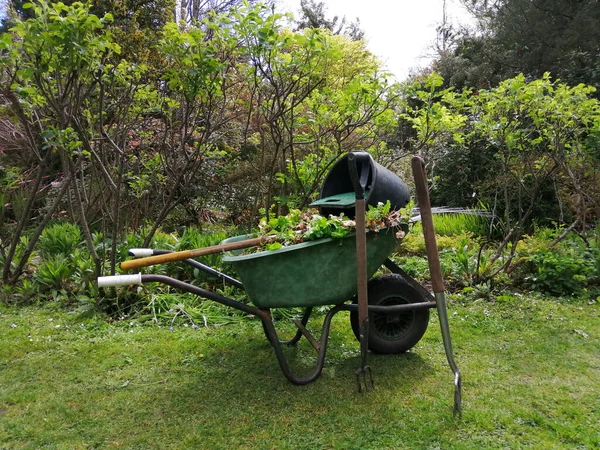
[277, 0, 474, 80]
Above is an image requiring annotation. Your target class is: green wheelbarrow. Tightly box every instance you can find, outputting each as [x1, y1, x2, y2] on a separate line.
[98, 155, 462, 416]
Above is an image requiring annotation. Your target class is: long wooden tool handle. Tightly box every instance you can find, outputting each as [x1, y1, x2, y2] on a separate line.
[120, 235, 274, 270]
[411, 156, 445, 293]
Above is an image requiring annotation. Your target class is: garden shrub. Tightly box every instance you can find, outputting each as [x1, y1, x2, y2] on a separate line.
[391, 255, 431, 281]
[396, 229, 462, 256]
[38, 222, 82, 258]
[396, 231, 426, 256]
[516, 246, 597, 297]
[35, 254, 74, 291]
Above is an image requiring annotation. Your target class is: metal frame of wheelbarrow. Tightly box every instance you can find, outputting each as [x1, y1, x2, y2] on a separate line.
[98, 155, 462, 416]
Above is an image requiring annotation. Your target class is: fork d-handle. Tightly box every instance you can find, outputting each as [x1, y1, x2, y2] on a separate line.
[411, 156, 462, 417]
[348, 152, 373, 392]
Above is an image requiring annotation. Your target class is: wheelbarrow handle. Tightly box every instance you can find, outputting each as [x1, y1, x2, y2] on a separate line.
[411, 156, 444, 294]
[347, 151, 372, 199]
[119, 235, 276, 270]
[98, 273, 142, 287]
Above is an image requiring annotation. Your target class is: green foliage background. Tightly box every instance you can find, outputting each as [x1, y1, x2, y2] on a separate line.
[0, 0, 598, 308]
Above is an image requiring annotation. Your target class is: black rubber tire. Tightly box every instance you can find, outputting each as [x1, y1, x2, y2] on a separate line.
[350, 274, 430, 354]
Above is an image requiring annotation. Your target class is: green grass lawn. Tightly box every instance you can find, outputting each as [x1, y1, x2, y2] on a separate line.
[1, 295, 598, 449]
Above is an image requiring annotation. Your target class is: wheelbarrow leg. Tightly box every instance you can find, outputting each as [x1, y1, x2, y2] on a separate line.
[258, 306, 345, 385]
[261, 308, 314, 346]
[412, 156, 462, 417]
[282, 307, 313, 346]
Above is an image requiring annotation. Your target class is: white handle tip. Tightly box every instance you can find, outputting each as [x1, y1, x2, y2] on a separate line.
[128, 248, 154, 257]
[98, 273, 143, 288]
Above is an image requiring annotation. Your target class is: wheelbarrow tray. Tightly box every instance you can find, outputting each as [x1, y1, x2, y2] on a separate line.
[221, 227, 404, 308]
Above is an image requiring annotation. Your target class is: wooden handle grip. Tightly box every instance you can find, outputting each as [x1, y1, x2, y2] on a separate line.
[411, 156, 445, 293]
[120, 235, 274, 270]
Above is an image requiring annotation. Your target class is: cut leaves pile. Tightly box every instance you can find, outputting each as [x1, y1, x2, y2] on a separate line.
[249, 201, 409, 253]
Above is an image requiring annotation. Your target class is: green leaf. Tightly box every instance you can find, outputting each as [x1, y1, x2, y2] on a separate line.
[265, 242, 283, 251]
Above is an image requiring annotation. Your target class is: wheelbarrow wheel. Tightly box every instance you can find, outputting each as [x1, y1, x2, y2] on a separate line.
[350, 274, 430, 354]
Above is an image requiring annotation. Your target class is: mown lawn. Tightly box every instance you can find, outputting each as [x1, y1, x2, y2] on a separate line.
[1, 295, 598, 449]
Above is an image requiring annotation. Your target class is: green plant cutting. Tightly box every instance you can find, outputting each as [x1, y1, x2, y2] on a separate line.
[253, 201, 409, 252]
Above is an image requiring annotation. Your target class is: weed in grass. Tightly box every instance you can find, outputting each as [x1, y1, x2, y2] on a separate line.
[136, 290, 248, 327]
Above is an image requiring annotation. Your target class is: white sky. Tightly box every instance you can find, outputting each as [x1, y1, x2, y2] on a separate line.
[277, 0, 474, 80]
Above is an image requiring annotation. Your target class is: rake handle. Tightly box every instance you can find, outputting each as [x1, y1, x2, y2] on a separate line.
[120, 235, 275, 270]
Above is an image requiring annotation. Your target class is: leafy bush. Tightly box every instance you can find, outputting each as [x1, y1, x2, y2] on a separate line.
[396, 231, 506, 289]
[38, 222, 82, 257]
[35, 254, 74, 291]
[399, 212, 493, 258]
[507, 225, 599, 298]
[517, 247, 597, 297]
[396, 229, 426, 256]
[70, 248, 98, 295]
[399, 229, 483, 257]
[391, 255, 431, 281]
